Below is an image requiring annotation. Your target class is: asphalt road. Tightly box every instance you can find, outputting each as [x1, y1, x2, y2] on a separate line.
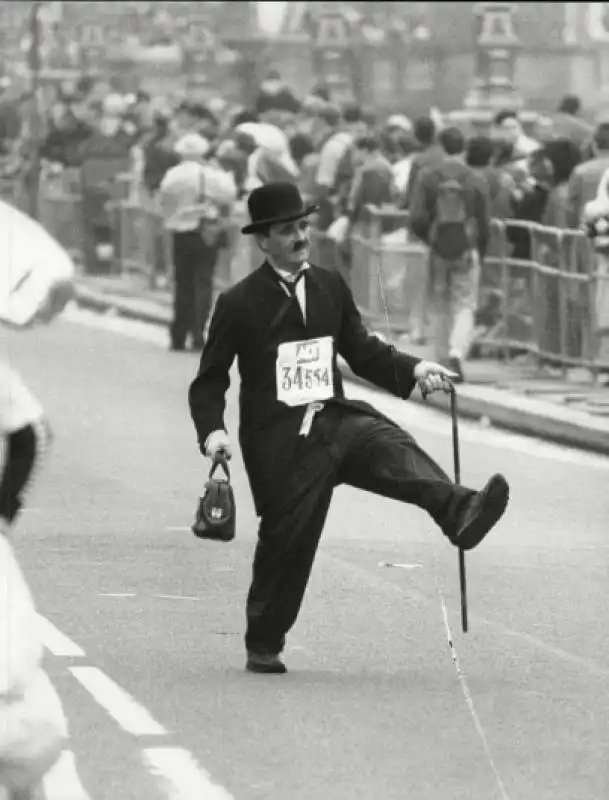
[2, 308, 608, 800]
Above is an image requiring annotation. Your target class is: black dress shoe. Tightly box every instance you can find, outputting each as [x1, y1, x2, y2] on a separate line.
[246, 652, 287, 674]
[448, 474, 509, 550]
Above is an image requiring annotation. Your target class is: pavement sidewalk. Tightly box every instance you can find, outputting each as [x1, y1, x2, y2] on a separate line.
[74, 274, 609, 456]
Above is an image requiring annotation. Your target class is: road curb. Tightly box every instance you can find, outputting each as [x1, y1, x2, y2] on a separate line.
[74, 287, 609, 457]
[339, 361, 609, 456]
[75, 287, 171, 327]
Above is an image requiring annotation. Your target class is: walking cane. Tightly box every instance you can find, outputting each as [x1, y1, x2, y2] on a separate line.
[421, 381, 468, 633]
[449, 385, 469, 634]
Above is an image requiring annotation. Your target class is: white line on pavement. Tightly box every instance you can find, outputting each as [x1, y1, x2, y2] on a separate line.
[38, 615, 86, 657]
[43, 750, 92, 800]
[156, 594, 201, 601]
[143, 747, 235, 800]
[69, 666, 167, 737]
[36, 614, 234, 799]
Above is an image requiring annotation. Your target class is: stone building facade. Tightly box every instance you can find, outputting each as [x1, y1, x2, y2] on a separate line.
[225, 2, 609, 114]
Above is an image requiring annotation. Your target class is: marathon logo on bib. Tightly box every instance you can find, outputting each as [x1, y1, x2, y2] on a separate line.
[276, 336, 335, 407]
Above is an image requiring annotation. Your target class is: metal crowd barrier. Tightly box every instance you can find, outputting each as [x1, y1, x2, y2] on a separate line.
[112, 201, 164, 282]
[35, 188, 258, 292]
[309, 205, 609, 375]
[480, 219, 599, 369]
[25, 188, 609, 374]
[39, 188, 84, 266]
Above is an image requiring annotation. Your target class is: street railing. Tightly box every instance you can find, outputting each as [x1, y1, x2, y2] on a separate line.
[309, 206, 609, 374]
[112, 201, 164, 282]
[480, 219, 599, 369]
[39, 187, 84, 265]
[13, 185, 609, 374]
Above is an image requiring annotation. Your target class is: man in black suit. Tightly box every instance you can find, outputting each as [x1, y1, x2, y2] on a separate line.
[189, 182, 510, 675]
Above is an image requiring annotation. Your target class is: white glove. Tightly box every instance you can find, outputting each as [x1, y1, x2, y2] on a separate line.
[413, 360, 458, 396]
[205, 430, 232, 460]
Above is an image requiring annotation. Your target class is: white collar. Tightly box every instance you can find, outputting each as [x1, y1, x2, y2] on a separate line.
[272, 261, 310, 283]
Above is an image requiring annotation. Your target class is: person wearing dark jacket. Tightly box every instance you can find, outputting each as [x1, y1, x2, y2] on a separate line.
[254, 71, 300, 116]
[142, 115, 180, 194]
[466, 135, 513, 220]
[553, 94, 593, 149]
[409, 127, 491, 382]
[188, 182, 510, 675]
[401, 116, 445, 210]
[39, 112, 93, 167]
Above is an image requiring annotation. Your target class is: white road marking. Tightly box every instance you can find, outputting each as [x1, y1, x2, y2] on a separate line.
[64, 307, 609, 470]
[98, 592, 203, 601]
[337, 550, 609, 681]
[69, 666, 167, 736]
[37, 612, 235, 799]
[43, 750, 92, 800]
[378, 561, 422, 569]
[435, 584, 512, 800]
[143, 747, 235, 800]
[38, 615, 85, 657]
[156, 594, 201, 601]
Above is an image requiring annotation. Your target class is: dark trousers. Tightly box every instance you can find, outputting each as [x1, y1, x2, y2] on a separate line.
[0, 424, 39, 524]
[171, 231, 217, 350]
[245, 407, 474, 655]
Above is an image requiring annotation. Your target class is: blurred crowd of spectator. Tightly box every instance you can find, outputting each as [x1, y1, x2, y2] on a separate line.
[2, 71, 609, 370]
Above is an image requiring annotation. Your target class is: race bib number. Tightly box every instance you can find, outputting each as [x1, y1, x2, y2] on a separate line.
[276, 336, 334, 407]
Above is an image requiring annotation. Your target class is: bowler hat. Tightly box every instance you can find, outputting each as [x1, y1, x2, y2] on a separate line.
[241, 182, 318, 234]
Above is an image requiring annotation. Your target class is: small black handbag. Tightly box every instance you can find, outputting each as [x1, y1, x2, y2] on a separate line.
[191, 453, 235, 542]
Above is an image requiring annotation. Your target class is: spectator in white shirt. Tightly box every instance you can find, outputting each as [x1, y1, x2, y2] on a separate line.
[159, 133, 237, 351]
[390, 133, 419, 197]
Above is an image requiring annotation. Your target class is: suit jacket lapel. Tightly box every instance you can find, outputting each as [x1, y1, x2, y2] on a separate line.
[303, 267, 332, 337]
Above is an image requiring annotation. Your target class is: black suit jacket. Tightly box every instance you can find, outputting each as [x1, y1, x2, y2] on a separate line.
[188, 262, 421, 516]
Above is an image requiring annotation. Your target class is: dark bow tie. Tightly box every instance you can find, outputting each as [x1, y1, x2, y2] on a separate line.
[277, 269, 306, 297]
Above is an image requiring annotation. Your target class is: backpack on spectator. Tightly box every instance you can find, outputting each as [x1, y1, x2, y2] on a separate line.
[429, 176, 477, 259]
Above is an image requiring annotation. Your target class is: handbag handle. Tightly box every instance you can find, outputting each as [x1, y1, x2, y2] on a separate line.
[209, 451, 230, 481]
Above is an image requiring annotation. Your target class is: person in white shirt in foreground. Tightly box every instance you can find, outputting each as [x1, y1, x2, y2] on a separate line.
[0, 363, 68, 800]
